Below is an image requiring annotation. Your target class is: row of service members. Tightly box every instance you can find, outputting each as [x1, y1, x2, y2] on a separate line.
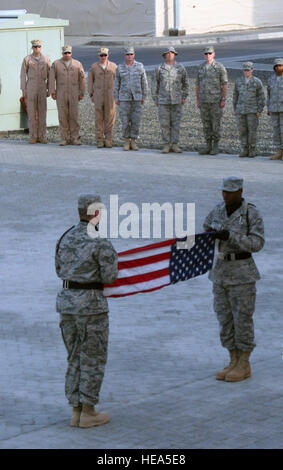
[20, 41, 283, 160]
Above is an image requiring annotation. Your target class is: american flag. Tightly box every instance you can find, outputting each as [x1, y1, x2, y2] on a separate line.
[104, 232, 215, 298]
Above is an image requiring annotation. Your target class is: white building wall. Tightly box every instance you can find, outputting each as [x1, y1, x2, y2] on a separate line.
[178, 0, 283, 35]
[1, 0, 283, 36]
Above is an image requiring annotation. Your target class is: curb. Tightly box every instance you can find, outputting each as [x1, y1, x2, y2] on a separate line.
[71, 28, 283, 48]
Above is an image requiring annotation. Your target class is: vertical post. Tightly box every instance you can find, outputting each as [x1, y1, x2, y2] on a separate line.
[174, 0, 180, 30]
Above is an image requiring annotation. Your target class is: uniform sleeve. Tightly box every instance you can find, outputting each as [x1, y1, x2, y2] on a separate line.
[151, 66, 160, 102]
[141, 65, 148, 99]
[113, 67, 120, 100]
[220, 64, 228, 85]
[20, 58, 28, 92]
[181, 66, 189, 100]
[49, 62, 56, 95]
[79, 62, 85, 96]
[203, 210, 215, 232]
[228, 206, 265, 253]
[46, 56, 52, 94]
[257, 79, 266, 113]
[266, 77, 271, 112]
[95, 240, 118, 284]
[88, 66, 94, 95]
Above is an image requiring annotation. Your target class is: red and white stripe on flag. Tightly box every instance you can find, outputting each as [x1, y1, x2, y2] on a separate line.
[104, 238, 176, 298]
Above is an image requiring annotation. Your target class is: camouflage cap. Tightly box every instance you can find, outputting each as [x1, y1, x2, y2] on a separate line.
[31, 39, 42, 47]
[220, 176, 243, 192]
[204, 46, 215, 53]
[162, 46, 178, 57]
[242, 61, 254, 70]
[124, 46, 135, 54]
[78, 194, 103, 216]
[62, 44, 72, 53]
[273, 58, 283, 69]
[98, 47, 109, 55]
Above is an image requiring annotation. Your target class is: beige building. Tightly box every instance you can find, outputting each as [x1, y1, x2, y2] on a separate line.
[1, 1, 283, 36]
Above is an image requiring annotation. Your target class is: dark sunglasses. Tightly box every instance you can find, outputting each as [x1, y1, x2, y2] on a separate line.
[204, 52, 213, 55]
[64, 52, 72, 55]
[100, 54, 107, 57]
[33, 45, 41, 48]
[126, 53, 134, 56]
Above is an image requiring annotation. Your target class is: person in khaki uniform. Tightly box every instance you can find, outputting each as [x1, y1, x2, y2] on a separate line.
[50, 45, 85, 146]
[88, 47, 117, 148]
[20, 39, 51, 144]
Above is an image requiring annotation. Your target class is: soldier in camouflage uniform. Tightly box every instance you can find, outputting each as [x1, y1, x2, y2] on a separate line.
[267, 58, 283, 160]
[114, 46, 148, 151]
[152, 46, 189, 154]
[196, 46, 228, 155]
[55, 194, 118, 428]
[233, 62, 265, 158]
[203, 177, 264, 382]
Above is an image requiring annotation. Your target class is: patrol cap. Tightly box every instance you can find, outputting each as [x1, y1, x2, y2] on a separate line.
[162, 46, 178, 57]
[31, 39, 42, 47]
[273, 58, 283, 69]
[124, 46, 135, 55]
[242, 61, 254, 70]
[98, 47, 109, 55]
[62, 44, 72, 54]
[78, 194, 103, 216]
[204, 46, 215, 54]
[220, 176, 243, 192]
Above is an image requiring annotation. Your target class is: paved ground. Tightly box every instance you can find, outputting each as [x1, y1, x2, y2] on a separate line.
[0, 139, 282, 450]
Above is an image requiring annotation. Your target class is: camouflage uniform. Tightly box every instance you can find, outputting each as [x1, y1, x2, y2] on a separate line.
[114, 60, 148, 138]
[233, 65, 265, 156]
[152, 61, 189, 144]
[55, 196, 118, 406]
[196, 59, 228, 145]
[203, 190, 264, 352]
[267, 68, 283, 150]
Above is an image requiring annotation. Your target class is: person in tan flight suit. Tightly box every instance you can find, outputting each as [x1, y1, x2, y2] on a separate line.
[20, 39, 51, 144]
[50, 45, 85, 146]
[88, 47, 117, 148]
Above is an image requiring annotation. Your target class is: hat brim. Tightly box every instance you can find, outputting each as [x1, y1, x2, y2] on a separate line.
[162, 51, 178, 57]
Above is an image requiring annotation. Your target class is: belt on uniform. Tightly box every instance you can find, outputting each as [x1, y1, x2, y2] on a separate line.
[63, 280, 104, 290]
[218, 252, 251, 261]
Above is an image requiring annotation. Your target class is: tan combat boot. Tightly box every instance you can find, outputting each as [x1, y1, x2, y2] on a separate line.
[199, 139, 212, 155]
[37, 137, 47, 144]
[210, 139, 219, 155]
[105, 139, 113, 148]
[72, 139, 82, 146]
[123, 138, 131, 151]
[270, 148, 283, 160]
[162, 143, 171, 154]
[71, 404, 82, 427]
[225, 350, 251, 382]
[59, 140, 68, 146]
[130, 138, 139, 150]
[79, 404, 110, 428]
[29, 138, 37, 144]
[216, 349, 239, 380]
[97, 141, 104, 148]
[171, 143, 182, 153]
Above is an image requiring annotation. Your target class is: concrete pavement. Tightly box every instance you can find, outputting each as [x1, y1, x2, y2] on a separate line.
[0, 140, 282, 450]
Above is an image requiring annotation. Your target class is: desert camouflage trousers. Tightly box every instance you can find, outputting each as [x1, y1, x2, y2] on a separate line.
[236, 113, 259, 148]
[199, 102, 223, 141]
[270, 112, 283, 149]
[60, 312, 109, 406]
[158, 104, 182, 143]
[213, 282, 256, 352]
[119, 100, 142, 138]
